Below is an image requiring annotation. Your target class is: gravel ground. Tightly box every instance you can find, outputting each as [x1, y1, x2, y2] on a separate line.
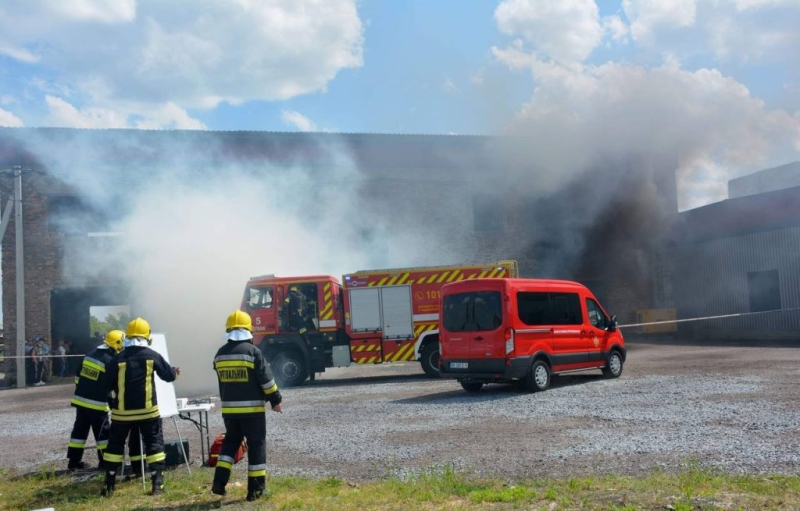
[2, 341, 800, 482]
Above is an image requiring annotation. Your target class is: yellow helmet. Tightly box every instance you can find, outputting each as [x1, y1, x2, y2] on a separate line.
[289, 285, 298, 292]
[226, 309, 252, 332]
[126, 317, 151, 340]
[105, 330, 125, 353]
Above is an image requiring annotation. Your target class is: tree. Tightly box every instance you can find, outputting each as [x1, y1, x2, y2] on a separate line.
[89, 312, 132, 336]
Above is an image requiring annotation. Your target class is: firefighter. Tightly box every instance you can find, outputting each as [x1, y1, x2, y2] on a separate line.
[66, 329, 124, 471]
[211, 310, 282, 502]
[101, 317, 180, 497]
[285, 285, 308, 336]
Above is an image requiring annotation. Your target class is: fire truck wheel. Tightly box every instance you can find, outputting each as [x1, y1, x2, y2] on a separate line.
[602, 350, 624, 379]
[525, 359, 550, 392]
[460, 381, 483, 393]
[271, 351, 308, 387]
[420, 343, 441, 377]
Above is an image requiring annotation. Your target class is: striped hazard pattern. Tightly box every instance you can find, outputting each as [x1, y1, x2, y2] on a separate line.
[319, 282, 334, 321]
[366, 266, 510, 287]
[351, 341, 381, 364]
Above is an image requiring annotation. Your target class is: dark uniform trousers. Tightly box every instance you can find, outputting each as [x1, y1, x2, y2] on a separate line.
[67, 407, 110, 466]
[213, 416, 267, 492]
[103, 418, 165, 473]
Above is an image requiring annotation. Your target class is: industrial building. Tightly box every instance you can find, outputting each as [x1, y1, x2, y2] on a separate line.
[0, 127, 796, 385]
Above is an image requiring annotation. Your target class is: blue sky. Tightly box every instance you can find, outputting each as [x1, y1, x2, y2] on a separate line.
[0, 0, 798, 208]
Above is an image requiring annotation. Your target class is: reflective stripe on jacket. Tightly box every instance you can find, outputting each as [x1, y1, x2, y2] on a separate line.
[71, 346, 115, 412]
[214, 341, 281, 417]
[108, 346, 176, 422]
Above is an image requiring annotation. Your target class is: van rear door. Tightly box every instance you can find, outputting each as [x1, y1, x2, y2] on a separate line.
[442, 287, 505, 373]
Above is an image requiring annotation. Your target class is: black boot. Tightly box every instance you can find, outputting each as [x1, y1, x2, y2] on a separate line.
[211, 469, 228, 496]
[67, 460, 86, 471]
[101, 472, 116, 497]
[150, 471, 164, 495]
[246, 476, 266, 502]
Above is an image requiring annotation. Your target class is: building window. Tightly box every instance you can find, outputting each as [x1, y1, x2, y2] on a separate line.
[747, 270, 781, 312]
[472, 194, 504, 232]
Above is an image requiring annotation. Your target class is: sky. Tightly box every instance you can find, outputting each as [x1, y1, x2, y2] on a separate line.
[0, 0, 799, 209]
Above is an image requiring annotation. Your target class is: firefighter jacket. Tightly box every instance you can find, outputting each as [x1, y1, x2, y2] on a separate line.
[213, 340, 282, 417]
[107, 345, 177, 422]
[71, 345, 116, 412]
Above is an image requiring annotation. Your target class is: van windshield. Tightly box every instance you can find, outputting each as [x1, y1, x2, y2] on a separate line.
[443, 291, 502, 332]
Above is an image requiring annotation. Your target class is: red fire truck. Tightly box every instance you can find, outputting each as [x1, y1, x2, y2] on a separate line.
[241, 261, 518, 386]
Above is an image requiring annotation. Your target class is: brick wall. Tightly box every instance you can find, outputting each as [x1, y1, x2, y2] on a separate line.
[1, 170, 66, 384]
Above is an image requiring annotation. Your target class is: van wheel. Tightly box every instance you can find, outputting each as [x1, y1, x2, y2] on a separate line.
[460, 381, 483, 393]
[602, 350, 623, 379]
[419, 343, 440, 377]
[271, 351, 308, 387]
[525, 360, 550, 392]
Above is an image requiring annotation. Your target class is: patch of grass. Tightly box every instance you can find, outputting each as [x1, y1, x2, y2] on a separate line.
[2, 463, 800, 511]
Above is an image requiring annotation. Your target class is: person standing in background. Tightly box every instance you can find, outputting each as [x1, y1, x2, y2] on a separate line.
[24, 339, 35, 386]
[56, 340, 68, 378]
[33, 336, 50, 386]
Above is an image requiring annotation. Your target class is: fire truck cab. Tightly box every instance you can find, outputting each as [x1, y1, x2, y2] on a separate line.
[244, 274, 344, 386]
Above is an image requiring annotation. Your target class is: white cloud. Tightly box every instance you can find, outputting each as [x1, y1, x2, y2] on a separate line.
[0, 0, 363, 126]
[496, 56, 800, 209]
[494, 0, 604, 64]
[622, 0, 800, 64]
[622, 0, 697, 42]
[281, 110, 318, 132]
[0, 43, 39, 63]
[733, 0, 794, 11]
[43, 0, 137, 23]
[442, 78, 459, 94]
[132, 103, 207, 130]
[0, 108, 23, 127]
[44, 96, 128, 128]
[44, 95, 206, 130]
[602, 15, 630, 42]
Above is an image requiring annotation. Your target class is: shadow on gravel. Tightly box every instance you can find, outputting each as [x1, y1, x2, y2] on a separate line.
[392, 386, 521, 404]
[304, 373, 432, 388]
[393, 372, 609, 404]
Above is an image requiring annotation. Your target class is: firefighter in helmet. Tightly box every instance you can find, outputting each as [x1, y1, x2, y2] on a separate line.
[212, 310, 282, 502]
[285, 285, 309, 337]
[101, 318, 180, 497]
[66, 329, 124, 471]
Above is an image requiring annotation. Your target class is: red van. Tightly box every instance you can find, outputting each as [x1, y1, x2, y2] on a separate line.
[439, 278, 626, 392]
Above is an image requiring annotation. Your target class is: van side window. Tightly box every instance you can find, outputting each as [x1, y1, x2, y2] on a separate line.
[549, 293, 582, 325]
[443, 291, 502, 332]
[585, 298, 608, 329]
[517, 292, 550, 325]
[517, 292, 582, 326]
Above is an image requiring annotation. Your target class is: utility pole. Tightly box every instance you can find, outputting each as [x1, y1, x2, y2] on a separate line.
[14, 165, 25, 389]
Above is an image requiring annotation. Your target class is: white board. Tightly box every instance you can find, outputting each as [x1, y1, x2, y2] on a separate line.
[148, 333, 178, 418]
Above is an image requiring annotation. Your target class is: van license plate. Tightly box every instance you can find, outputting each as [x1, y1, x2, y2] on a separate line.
[450, 362, 468, 369]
